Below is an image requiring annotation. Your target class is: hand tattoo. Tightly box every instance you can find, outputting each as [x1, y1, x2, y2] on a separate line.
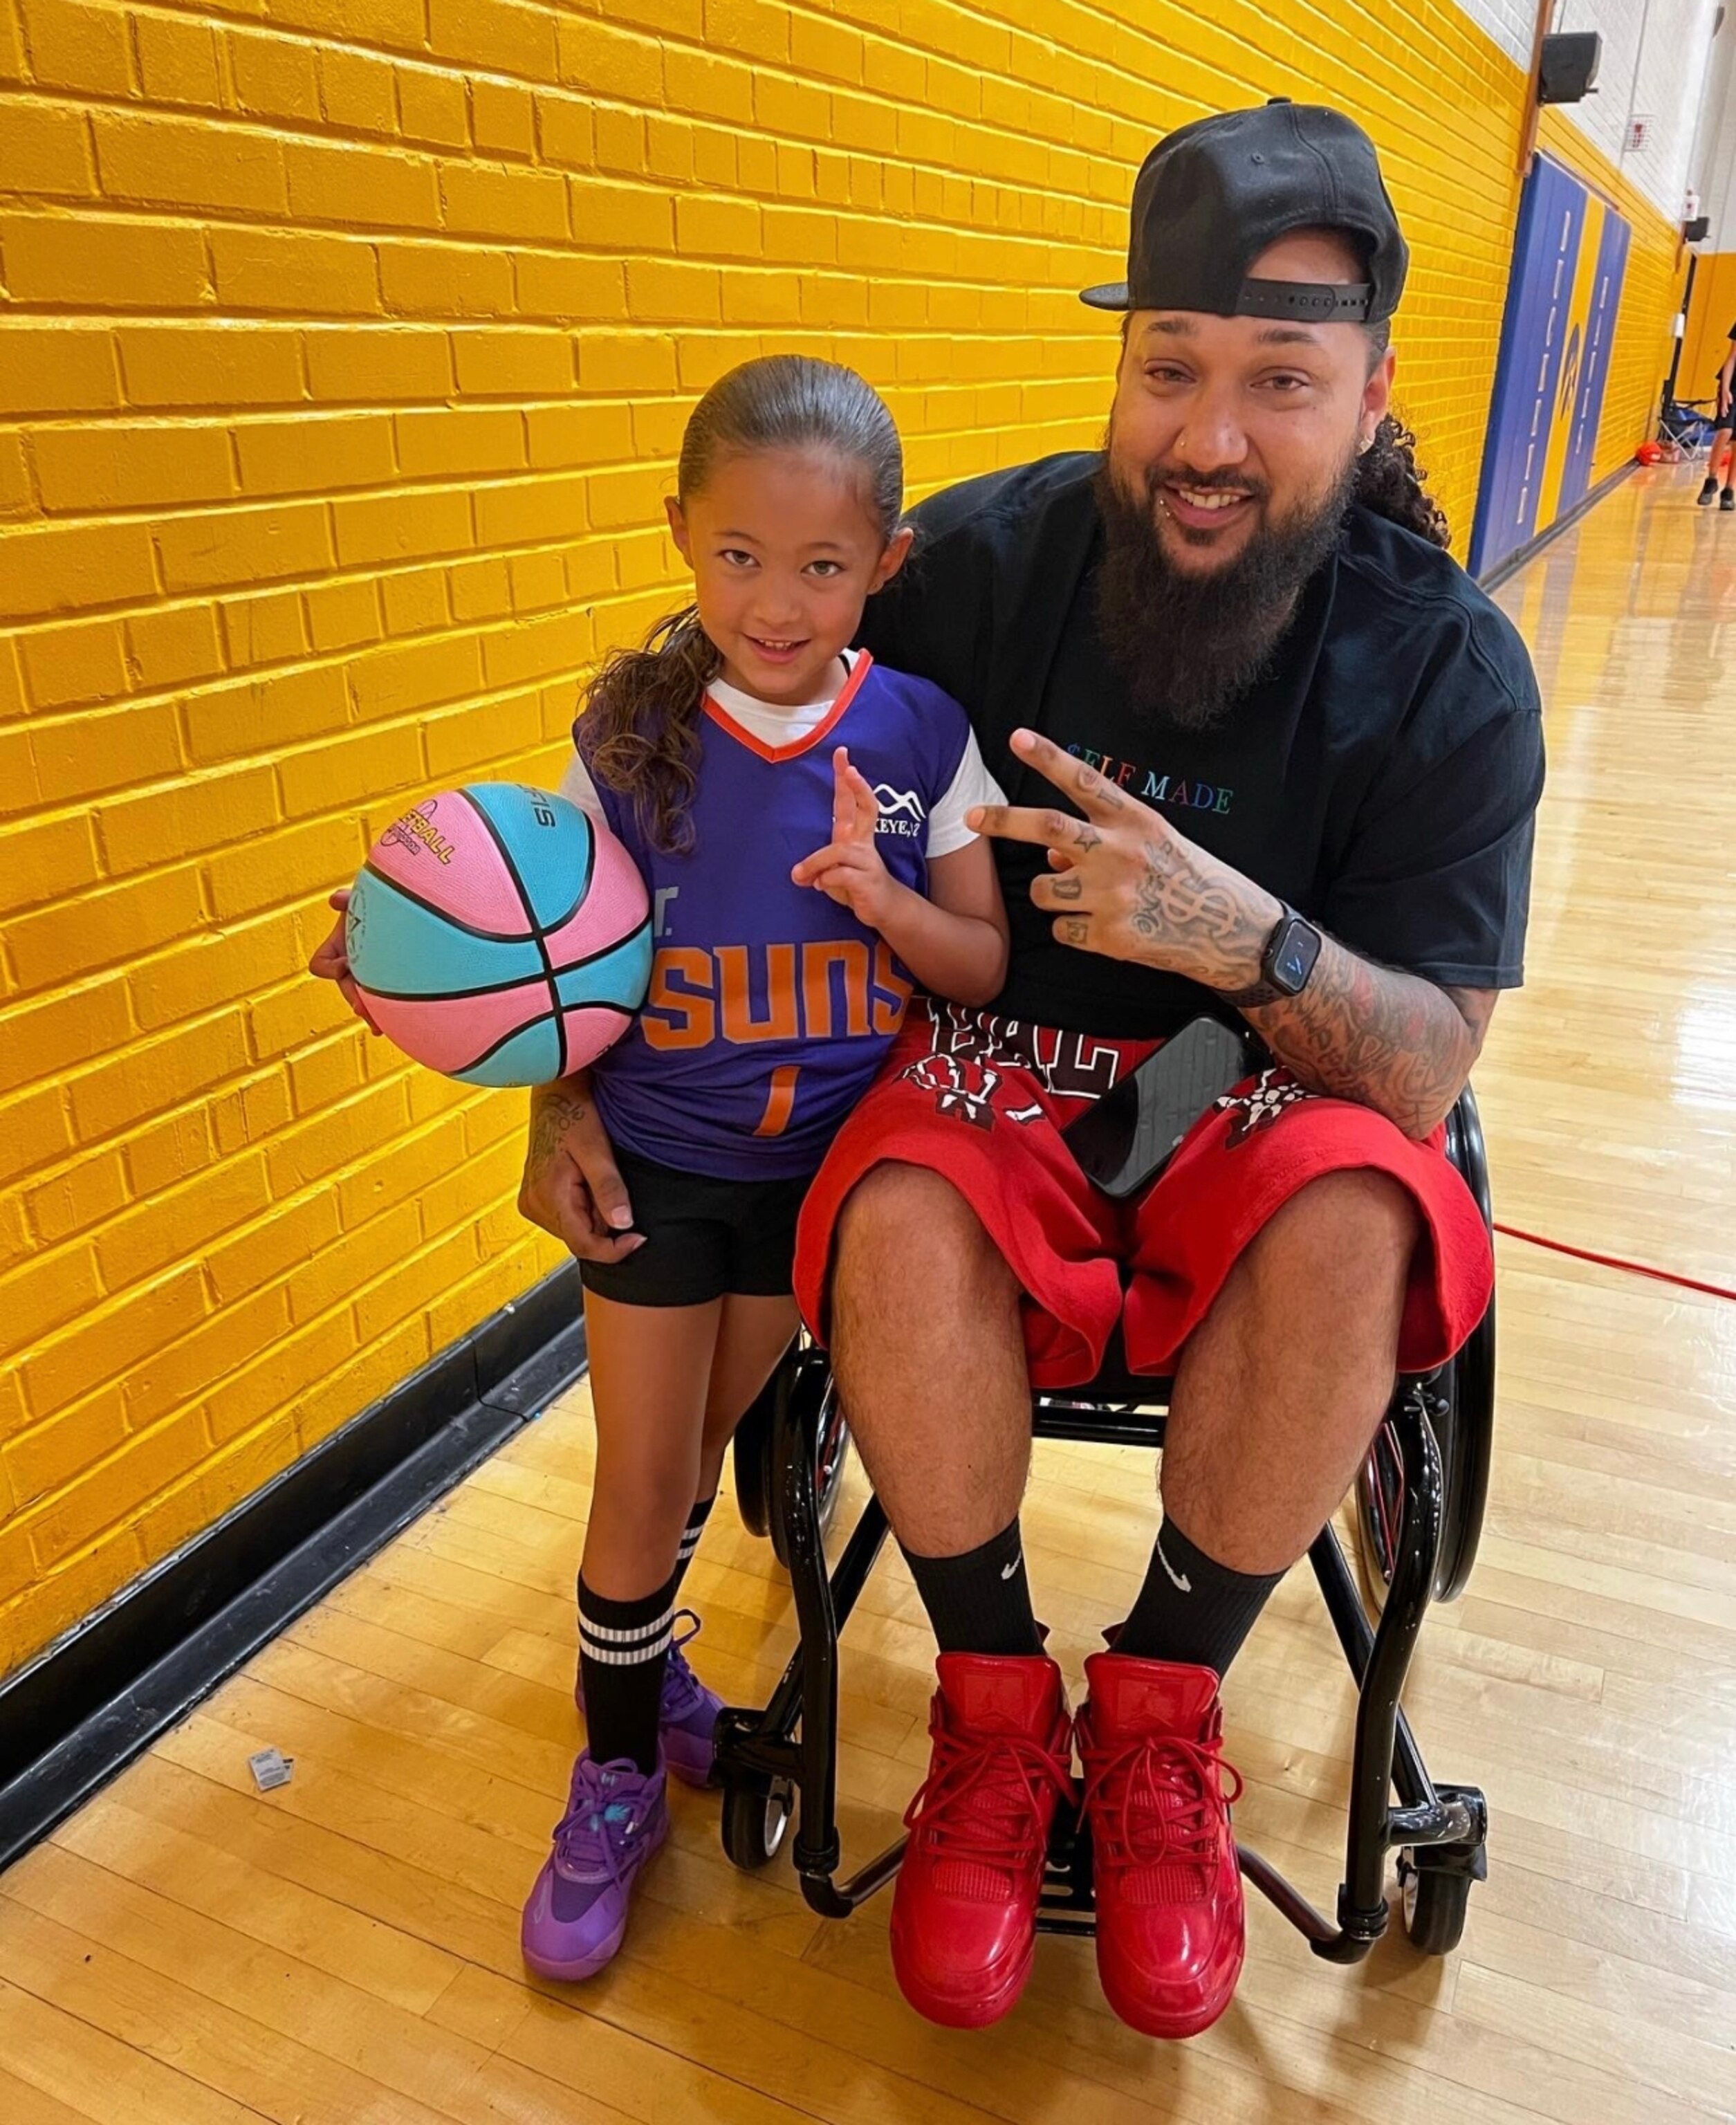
[1051, 872, 1083, 901]
[1128, 838, 1268, 985]
[1072, 764, 1125, 811]
[1061, 918, 1091, 947]
[528, 1087, 587, 1172]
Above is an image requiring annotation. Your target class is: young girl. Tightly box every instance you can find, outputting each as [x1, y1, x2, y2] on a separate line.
[314, 356, 1009, 1978]
[521, 354, 1008, 1978]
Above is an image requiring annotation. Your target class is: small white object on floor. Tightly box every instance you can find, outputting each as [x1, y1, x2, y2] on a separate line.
[248, 1747, 295, 1792]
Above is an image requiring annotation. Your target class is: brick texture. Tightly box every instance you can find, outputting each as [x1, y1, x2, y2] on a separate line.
[0, 0, 1687, 1677]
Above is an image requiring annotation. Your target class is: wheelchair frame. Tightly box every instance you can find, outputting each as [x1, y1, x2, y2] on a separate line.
[719, 1088, 1497, 1963]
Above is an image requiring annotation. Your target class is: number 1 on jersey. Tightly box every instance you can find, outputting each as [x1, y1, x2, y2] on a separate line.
[753, 1065, 800, 1139]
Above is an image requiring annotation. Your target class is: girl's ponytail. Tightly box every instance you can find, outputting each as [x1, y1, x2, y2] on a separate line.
[576, 605, 718, 856]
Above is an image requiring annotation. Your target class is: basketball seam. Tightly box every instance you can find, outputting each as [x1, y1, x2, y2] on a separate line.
[356, 858, 539, 945]
[456, 786, 584, 1080]
[358, 919, 651, 1004]
[454, 1004, 618, 1077]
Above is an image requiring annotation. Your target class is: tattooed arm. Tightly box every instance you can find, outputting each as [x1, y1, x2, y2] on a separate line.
[518, 1071, 645, 1263]
[1240, 948, 1495, 1138]
[968, 728, 1496, 1139]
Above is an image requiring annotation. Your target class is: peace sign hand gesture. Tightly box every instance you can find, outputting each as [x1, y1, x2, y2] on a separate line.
[966, 728, 1280, 991]
[790, 746, 901, 928]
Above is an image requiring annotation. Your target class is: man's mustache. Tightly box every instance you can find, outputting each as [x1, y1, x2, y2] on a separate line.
[1142, 464, 1273, 505]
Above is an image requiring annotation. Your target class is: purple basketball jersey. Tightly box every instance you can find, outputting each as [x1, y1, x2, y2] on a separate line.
[589, 656, 973, 1179]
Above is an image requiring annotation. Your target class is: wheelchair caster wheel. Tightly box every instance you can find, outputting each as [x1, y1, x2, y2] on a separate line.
[1397, 1846, 1480, 1956]
[722, 1779, 793, 1871]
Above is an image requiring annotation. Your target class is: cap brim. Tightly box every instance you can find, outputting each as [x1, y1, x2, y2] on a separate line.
[1080, 281, 1129, 311]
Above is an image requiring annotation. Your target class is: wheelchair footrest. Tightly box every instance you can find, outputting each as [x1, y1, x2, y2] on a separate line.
[1034, 1908, 1098, 1938]
[1236, 1843, 1342, 1946]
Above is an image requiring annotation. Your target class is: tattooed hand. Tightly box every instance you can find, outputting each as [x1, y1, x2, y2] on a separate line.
[967, 728, 1497, 1137]
[966, 727, 1281, 988]
[518, 1072, 645, 1263]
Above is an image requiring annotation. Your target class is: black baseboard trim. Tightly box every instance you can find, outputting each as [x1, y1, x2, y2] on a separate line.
[0, 1261, 588, 1876]
[1477, 461, 1635, 591]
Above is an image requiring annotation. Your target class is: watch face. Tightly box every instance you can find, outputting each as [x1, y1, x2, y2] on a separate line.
[1273, 919, 1321, 993]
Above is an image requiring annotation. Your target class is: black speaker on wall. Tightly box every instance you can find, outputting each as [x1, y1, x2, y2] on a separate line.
[1538, 31, 1602, 104]
[1686, 215, 1712, 243]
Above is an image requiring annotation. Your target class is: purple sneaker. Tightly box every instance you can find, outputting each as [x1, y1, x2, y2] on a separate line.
[659, 1615, 726, 1787]
[521, 1751, 667, 1981]
[574, 1610, 723, 1790]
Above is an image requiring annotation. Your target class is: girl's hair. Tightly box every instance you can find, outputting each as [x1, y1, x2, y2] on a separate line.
[578, 356, 903, 854]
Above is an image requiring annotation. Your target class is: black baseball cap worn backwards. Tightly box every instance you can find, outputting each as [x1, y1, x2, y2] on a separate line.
[1081, 99, 1409, 326]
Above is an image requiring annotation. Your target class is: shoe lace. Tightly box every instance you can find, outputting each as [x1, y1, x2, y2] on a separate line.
[903, 1710, 1073, 1875]
[1082, 1731, 1244, 1886]
[662, 1610, 706, 1718]
[551, 1758, 649, 1883]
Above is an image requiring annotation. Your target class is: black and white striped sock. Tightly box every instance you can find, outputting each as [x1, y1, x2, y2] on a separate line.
[670, 1493, 715, 1598]
[578, 1570, 678, 1776]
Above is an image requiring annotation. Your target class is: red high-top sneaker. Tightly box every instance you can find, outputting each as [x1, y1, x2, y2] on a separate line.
[889, 1653, 1075, 2028]
[1077, 1653, 1246, 2039]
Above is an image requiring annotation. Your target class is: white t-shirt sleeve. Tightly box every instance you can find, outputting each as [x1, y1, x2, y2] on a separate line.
[557, 747, 606, 820]
[925, 730, 1007, 859]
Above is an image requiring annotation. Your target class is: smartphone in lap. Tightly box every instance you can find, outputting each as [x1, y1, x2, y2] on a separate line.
[1065, 1015, 1255, 1199]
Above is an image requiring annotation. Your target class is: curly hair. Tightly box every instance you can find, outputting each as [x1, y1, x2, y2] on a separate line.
[1351, 322, 1450, 548]
[1351, 410, 1450, 549]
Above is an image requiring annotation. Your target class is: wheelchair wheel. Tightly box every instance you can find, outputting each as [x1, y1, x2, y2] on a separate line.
[731, 1342, 852, 1562]
[1397, 1848, 1473, 1956]
[1439, 1284, 1496, 1598]
[815, 1372, 852, 1538]
[769, 1365, 851, 1567]
[721, 1778, 793, 1870]
[1432, 1089, 1497, 1600]
[1358, 1291, 1495, 1610]
[730, 1368, 778, 1540]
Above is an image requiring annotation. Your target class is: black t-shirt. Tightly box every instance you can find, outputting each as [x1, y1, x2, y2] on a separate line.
[858, 452, 1544, 1040]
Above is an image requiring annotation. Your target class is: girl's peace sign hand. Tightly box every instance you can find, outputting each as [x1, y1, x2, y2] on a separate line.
[791, 746, 902, 928]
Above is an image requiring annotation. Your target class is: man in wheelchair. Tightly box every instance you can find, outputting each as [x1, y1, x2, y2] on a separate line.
[524, 104, 1542, 2038]
[782, 105, 1544, 2038]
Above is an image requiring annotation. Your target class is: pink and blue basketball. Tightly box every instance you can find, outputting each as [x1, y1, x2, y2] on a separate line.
[344, 784, 652, 1087]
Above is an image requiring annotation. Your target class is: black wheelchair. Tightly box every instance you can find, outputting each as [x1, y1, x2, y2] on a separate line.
[719, 1087, 1497, 1965]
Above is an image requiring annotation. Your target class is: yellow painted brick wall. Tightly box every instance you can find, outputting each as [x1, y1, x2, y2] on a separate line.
[1682, 248, 1736, 406]
[0, 0, 1683, 1677]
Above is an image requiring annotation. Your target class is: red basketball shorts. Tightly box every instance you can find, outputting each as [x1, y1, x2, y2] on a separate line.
[793, 1000, 1493, 1390]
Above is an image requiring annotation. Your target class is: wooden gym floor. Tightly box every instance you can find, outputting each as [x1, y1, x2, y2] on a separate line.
[3, 463, 1735, 2124]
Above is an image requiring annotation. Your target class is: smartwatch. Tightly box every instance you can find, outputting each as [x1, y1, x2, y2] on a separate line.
[1218, 903, 1322, 1008]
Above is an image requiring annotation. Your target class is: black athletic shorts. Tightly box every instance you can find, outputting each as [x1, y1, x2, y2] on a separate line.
[1715, 409, 1734, 434]
[578, 1148, 813, 1307]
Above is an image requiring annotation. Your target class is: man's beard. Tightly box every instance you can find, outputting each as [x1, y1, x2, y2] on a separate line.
[1092, 450, 1355, 730]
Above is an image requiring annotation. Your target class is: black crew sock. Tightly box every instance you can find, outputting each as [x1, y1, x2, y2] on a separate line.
[901, 1516, 1042, 1656]
[1114, 1514, 1284, 1678]
[578, 1570, 678, 1776]
[670, 1493, 715, 1599]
